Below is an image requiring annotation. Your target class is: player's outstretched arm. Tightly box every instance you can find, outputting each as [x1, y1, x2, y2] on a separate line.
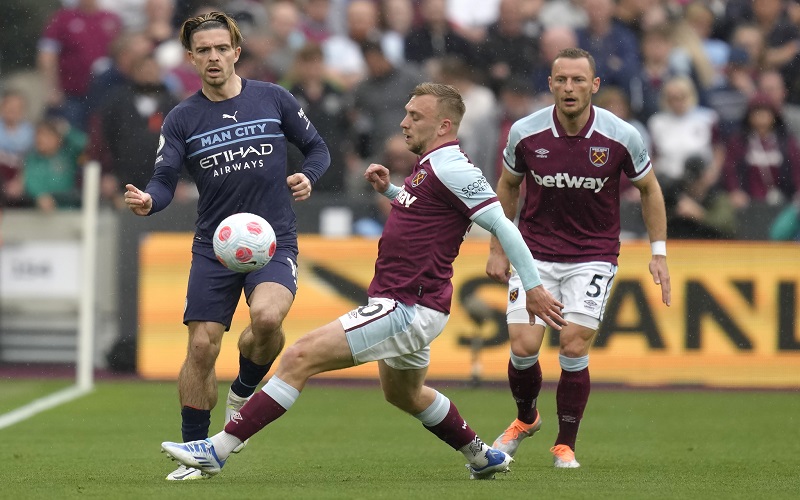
[474, 206, 566, 330]
[124, 184, 153, 216]
[287, 173, 312, 201]
[633, 171, 671, 306]
[486, 169, 523, 283]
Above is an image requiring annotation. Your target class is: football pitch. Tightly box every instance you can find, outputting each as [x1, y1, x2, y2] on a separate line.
[1, 380, 798, 499]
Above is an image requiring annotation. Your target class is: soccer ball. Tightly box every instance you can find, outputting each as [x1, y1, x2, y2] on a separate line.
[213, 212, 277, 273]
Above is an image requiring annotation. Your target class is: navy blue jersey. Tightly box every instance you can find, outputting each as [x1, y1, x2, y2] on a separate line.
[144, 79, 330, 252]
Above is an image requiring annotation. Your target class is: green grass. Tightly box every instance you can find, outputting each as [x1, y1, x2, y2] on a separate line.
[1, 381, 799, 499]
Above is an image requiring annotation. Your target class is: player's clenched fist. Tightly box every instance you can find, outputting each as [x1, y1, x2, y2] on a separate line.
[124, 184, 153, 216]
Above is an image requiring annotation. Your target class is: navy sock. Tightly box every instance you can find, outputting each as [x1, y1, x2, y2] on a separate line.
[230, 353, 273, 398]
[181, 406, 211, 442]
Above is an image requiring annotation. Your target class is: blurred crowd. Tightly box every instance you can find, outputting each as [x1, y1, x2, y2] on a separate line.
[1, 0, 800, 241]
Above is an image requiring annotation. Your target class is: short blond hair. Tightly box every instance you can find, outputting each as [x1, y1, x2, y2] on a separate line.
[410, 82, 466, 126]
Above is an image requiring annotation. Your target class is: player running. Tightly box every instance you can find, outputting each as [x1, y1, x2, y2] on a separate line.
[161, 82, 566, 479]
[486, 48, 671, 468]
[124, 12, 330, 480]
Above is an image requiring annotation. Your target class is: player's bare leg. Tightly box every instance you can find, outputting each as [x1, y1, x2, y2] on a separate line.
[553, 322, 596, 468]
[162, 320, 355, 474]
[378, 361, 512, 479]
[167, 321, 225, 480]
[493, 323, 546, 457]
[225, 282, 293, 452]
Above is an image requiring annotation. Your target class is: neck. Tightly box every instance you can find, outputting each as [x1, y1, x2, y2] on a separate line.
[421, 135, 457, 156]
[556, 108, 591, 136]
[203, 75, 242, 102]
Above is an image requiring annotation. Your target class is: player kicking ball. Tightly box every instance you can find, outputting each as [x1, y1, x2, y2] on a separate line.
[161, 83, 566, 479]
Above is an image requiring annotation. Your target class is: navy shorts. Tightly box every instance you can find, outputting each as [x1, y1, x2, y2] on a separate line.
[183, 239, 298, 330]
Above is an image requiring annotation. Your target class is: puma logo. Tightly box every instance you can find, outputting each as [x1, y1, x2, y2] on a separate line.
[223, 111, 238, 122]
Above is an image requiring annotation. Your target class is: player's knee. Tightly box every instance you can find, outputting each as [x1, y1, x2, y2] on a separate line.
[186, 335, 221, 366]
[277, 341, 311, 375]
[250, 307, 285, 336]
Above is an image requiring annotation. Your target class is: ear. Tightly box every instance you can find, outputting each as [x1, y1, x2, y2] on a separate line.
[185, 50, 195, 67]
[592, 77, 601, 95]
[439, 118, 452, 136]
[548, 76, 553, 94]
[234, 46, 242, 63]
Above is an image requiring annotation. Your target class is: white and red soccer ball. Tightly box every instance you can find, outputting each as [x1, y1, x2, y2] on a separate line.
[213, 212, 277, 273]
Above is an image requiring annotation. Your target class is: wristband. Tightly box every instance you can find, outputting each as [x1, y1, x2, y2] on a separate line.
[651, 241, 666, 256]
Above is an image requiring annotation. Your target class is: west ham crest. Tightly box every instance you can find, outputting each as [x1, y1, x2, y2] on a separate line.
[589, 146, 609, 167]
[509, 288, 519, 303]
[411, 169, 427, 187]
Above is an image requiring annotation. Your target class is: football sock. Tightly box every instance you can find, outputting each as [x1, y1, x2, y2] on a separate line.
[417, 392, 478, 454]
[230, 353, 273, 398]
[555, 355, 591, 451]
[209, 431, 242, 460]
[224, 376, 298, 442]
[459, 436, 491, 467]
[508, 354, 542, 424]
[181, 406, 211, 442]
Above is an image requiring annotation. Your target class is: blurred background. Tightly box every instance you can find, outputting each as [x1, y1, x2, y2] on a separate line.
[0, 0, 798, 389]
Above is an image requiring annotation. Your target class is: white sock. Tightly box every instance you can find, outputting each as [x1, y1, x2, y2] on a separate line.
[209, 431, 242, 461]
[225, 388, 250, 424]
[459, 436, 490, 467]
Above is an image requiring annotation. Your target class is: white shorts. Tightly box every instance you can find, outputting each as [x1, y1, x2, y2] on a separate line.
[338, 297, 449, 370]
[507, 260, 618, 330]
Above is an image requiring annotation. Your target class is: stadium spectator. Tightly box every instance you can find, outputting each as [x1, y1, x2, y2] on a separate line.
[705, 46, 757, 139]
[630, 23, 690, 124]
[85, 31, 155, 115]
[435, 56, 499, 185]
[322, 0, 383, 90]
[752, 0, 800, 104]
[161, 81, 564, 480]
[348, 40, 424, 166]
[299, 0, 334, 44]
[486, 48, 670, 469]
[0, 90, 35, 207]
[379, 0, 416, 65]
[262, 0, 307, 78]
[663, 155, 738, 240]
[23, 117, 87, 212]
[530, 24, 578, 104]
[493, 76, 537, 182]
[757, 69, 800, 142]
[647, 76, 724, 187]
[478, 0, 540, 94]
[769, 194, 800, 240]
[446, 0, 502, 43]
[537, 0, 587, 30]
[720, 93, 800, 209]
[576, 0, 641, 97]
[284, 43, 350, 193]
[404, 0, 477, 73]
[37, 0, 123, 131]
[89, 54, 180, 208]
[352, 132, 417, 236]
[123, 12, 330, 481]
[683, 0, 731, 91]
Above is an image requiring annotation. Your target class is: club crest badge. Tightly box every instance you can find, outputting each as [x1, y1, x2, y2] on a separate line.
[411, 169, 427, 187]
[590, 146, 609, 167]
[509, 288, 519, 303]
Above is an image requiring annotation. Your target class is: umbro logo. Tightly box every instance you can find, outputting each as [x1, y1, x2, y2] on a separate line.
[223, 111, 238, 122]
[535, 148, 549, 158]
[230, 411, 243, 423]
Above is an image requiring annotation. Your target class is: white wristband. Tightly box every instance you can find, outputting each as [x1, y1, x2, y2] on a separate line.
[651, 241, 667, 256]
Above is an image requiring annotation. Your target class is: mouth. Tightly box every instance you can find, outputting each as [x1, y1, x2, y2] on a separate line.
[563, 97, 577, 105]
[207, 67, 222, 77]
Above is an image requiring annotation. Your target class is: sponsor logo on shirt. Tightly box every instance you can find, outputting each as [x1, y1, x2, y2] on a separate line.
[460, 176, 489, 198]
[531, 172, 609, 193]
[395, 187, 417, 208]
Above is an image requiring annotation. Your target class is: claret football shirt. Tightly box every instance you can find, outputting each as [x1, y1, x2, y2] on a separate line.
[503, 105, 651, 265]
